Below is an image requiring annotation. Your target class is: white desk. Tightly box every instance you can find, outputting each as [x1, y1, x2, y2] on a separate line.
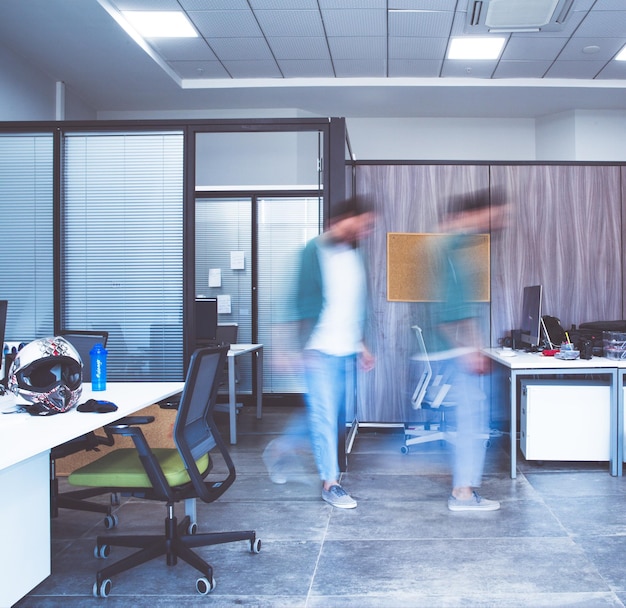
[224, 344, 263, 445]
[484, 349, 619, 479]
[0, 381, 184, 608]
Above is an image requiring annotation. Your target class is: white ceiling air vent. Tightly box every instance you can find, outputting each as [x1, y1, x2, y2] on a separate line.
[467, 0, 575, 32]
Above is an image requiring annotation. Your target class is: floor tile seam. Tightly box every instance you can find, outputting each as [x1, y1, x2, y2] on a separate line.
[304, 504, 334, 608]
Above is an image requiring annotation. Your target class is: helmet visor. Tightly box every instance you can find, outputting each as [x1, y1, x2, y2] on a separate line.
[15, 356, 82, 393]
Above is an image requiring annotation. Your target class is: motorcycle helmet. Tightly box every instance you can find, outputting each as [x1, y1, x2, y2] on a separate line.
[8, 336, 83, 415]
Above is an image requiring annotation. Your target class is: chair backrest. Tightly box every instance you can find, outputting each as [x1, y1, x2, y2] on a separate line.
[58, 330, 109, 381]
[410, 325, 452, 410]
[173, 345, 233, 501]
[410, 326, 432, 409]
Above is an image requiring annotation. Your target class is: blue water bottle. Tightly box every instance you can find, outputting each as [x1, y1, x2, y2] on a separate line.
[90, 343, 108, 391]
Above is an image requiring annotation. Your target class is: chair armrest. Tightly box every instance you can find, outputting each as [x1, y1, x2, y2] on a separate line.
[105, 415, 155, 429]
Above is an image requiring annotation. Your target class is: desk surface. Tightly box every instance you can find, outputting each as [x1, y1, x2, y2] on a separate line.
[0, 382, 184, 471]
[484, 348, 618, 370]
[228, 343, 262, 356]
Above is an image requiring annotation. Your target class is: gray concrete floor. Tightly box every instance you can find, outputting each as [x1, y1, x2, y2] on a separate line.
[14, 403, 626, 607]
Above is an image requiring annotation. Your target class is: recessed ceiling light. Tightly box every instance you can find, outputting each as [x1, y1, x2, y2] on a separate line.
[121, 11, 197, 38]
[616, 45, 626, 61]
[448, 37, 506, 60]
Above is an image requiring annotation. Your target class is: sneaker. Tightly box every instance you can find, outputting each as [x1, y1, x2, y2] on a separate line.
[322, 484, 357, 509]
[262, 441, 287, 485]
[448, 491, 500, 512]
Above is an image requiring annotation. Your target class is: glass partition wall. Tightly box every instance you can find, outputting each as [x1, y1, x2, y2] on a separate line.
[0, 118, 345, 387]
[194, 130, 324, 395]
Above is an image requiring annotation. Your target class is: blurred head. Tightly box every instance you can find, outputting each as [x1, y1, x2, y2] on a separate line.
[328, 195, 376, 244]
[439, 187, 509, 234]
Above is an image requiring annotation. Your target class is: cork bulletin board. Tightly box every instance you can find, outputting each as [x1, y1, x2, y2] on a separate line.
[386, 232, 490, 302]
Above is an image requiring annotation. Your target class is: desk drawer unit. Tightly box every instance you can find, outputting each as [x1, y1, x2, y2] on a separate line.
[520, 379, 611, 461]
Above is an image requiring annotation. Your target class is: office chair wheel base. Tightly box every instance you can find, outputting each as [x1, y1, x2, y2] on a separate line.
[94, 543, 110, 559]
[103, 514, 118, 529]
[93, 579, 112, 598]
[251, 538, 262, 553]
[196, 576, 215, 595]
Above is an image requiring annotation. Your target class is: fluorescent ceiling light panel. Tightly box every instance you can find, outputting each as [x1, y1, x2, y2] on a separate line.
[448, 37, 506, 60]
[616, 46, 626, 61]
[485, 0, 559, 28]
[121, 11, 197, 38]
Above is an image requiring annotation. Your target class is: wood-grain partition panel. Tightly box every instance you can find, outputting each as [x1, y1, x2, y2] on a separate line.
[490, 165, 622, 341]
[355, 163, 622, 424]
[356, 164, 489, 423]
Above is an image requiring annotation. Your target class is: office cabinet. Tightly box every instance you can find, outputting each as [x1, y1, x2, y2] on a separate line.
[520, 380, 611, 461]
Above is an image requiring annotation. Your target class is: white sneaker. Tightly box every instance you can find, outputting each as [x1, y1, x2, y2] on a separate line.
[322, 484, 357, 509]
[448, 491, 500, 512]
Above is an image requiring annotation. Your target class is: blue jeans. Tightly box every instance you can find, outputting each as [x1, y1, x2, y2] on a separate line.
[302, 350, 355, 483]
[430, 357, 489, 489]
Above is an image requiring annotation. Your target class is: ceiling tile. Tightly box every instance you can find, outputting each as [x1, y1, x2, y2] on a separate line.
[221, 60, 282, 78]
[188, 10, 263, 38]
[388, 58, 443, 77]
[321, 9, 387, 37]
[278, 59, 335, 77]
[546, 60, 609, 78]
[207, 38, 274, 61]
[250, 0, 319, 8]
[328, 36, 386, 60]
[441, 60, 497, 78]
[149, 38, 217, 62]
[168, 60, 230, 78]
[389, 10, 455, 37]
[268, 37, 330, 60]
[255, 9, 325, 37]
[389, 37, 449, 60]
[333, 59, 387, 77]
[493, 60, 553, 78]
[502, 36, 566, 61]
[559, 37, 625, 61]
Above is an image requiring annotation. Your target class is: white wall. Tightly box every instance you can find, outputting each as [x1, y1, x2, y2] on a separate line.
[345, 117, 536, 161]
[0, 44, 95, 121]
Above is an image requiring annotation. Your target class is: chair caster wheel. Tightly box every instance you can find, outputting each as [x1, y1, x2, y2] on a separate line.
[187, 521, 198, 535]
[196, 576, 215, 595]
[251, 537, 262, 553]
[400, 446, 409, 454]
[104, 514, 118, 529]
[94, 543, 110, 559]
[93, 578, 112, 597]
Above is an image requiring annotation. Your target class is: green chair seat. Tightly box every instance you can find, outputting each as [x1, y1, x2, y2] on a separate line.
[68, 448, 209, 488]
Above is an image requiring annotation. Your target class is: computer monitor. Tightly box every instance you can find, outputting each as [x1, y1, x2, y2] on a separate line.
[195, 298, 218, 343]
[520, 285, 543, 349]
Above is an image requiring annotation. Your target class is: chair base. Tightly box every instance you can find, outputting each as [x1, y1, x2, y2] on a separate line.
[93, 506, 259, 597]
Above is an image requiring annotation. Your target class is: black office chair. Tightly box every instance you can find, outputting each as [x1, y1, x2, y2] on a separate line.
[68, 345, 261, 598]
[51, 330, 119, 526]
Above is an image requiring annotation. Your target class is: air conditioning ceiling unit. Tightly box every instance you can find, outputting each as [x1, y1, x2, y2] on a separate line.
[467, 0, 575, 32]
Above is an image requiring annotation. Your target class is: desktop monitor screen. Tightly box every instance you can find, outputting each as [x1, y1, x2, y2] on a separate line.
[520, 285, 543, 348]
[195, 298, 218, 342]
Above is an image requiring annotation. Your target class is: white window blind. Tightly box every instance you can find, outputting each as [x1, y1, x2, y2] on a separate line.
[62, 132, 184, 381]
[0, 134, 53, 341]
